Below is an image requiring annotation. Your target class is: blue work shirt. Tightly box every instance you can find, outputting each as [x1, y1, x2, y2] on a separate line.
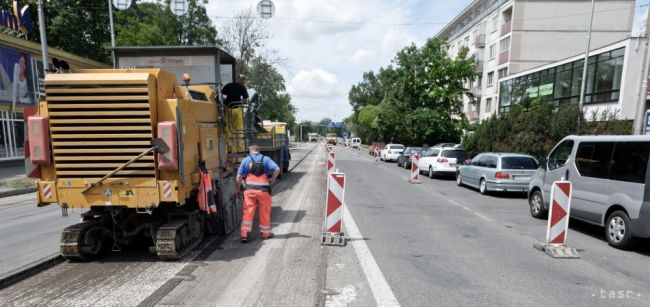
[238, 153, 279, 177]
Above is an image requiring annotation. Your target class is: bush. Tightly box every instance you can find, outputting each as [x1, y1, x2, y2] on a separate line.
[464, 100, 632, 159]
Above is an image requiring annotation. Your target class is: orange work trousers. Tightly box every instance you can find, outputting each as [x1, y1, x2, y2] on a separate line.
[241, 189, 272, 238]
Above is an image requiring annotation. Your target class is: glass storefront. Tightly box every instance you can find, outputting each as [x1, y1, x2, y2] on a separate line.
[499, 47, 625, 112]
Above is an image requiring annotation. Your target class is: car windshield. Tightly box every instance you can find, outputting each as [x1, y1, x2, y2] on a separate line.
[501, 156, 538, 169]
[410, 147, 424, 154]
[441, 150, 466, 160]
[390, 145, 405, 150]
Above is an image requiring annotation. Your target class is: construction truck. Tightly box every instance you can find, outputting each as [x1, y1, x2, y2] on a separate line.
[326, 133, 337, 145]
[24, 46, 289, 260]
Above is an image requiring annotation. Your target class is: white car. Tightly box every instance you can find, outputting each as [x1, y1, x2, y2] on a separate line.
[350, 138, 361, 148]
[418, 147, 467, 178]
[380, 144, 405, 162]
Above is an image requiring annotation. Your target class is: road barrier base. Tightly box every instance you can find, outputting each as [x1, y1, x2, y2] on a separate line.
[533, 243, 580, 259]
[408, 178, 421, 184]
[321, 232, 346, 246]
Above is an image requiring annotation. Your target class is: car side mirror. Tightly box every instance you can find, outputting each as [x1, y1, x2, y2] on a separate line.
[538, 156, 547, 170]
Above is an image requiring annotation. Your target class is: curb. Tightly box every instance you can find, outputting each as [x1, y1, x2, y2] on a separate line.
[0, 254, 65, 291]
[0, 187, 36, 199]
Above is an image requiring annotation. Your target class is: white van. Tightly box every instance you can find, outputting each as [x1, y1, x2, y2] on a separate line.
[350, 138, 361, 148]
[528, 135, 650, 249]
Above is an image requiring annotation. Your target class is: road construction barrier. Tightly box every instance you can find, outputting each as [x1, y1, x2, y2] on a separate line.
[327, 151, 336, 173]
[534, 180, 579, 258]
[322, 172, 346, 246]
[373, 150, 379, 165]
[409, 154, 421, 184]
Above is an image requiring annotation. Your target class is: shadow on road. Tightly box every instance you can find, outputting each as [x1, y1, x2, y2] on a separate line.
[569, 219, 650, 257]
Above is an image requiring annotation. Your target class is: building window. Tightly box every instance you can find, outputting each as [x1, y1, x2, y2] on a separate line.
[499, 37, 510, 53]
[487, 72, 494, 87]
[498, 47, 625, 113]
[491, 16, 498, 32]
[464, 36, 470, 48]
[478, 75, 483, 88]
[498, 68, 508, 79]
[489, 44, 496, 59]
[486, 98, 492, 113]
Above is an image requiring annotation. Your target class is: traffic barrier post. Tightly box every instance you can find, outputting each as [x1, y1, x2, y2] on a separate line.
[327, 151, 336, 173]
[321, 172, 346, 246]
[533, 180, 579, 258]
[373, 150, 379, 165]
[409, 154, 421, 184]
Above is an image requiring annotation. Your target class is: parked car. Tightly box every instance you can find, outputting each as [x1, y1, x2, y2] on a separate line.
[350, 138, 361, 149]
[528, 135, 650, 249]
[419, 147, 467, 178]
[432, 143, 459, 148]
[380, 144, 405, 162]
[456, 153, 538, 195]
[397, 147, 425, 169]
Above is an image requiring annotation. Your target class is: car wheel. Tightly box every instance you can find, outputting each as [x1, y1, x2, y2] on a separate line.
[529, 190, 547, 219]
[428, 166, 434, 179]
[479, 178, 488, 195]
[397, 160, 401, 167]
[606, 210, 636, 249]
[456, 172, 463, 186]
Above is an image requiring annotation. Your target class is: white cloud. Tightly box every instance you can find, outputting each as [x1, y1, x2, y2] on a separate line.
[205, 0, 473, 122]
[350, 49, 377, 64]
[288, 69, 339, 98]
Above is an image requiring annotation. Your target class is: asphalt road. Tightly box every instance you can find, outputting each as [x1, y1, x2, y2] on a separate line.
[0, 194, 76, 277]
[0, 143, 319, 298]
[329, 145, 650, 306]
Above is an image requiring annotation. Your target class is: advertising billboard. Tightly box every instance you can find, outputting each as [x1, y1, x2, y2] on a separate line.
[0, 45, 34, 110]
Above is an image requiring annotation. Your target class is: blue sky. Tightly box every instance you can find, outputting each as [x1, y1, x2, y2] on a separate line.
[206, 0, 473, 122]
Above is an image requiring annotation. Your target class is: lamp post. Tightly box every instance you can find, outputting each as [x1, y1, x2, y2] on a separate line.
[37, 0, 48, 74]
[577, 0, 596, 133]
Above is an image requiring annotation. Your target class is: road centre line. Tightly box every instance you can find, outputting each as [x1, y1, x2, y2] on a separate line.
[343, 205, 400, 307]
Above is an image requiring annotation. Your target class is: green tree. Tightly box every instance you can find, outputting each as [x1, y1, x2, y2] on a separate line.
[347, 38, 476, 145]
[2, 0, 221, 63]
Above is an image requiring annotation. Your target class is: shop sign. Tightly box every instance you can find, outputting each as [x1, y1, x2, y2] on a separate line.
[0, 1, 32, 37]
[0, 46, 35, 110]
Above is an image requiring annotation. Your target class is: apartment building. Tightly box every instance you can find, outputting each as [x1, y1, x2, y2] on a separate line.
[435, 0, 637, 124]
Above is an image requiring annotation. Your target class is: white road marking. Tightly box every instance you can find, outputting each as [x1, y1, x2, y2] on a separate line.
[343, 205, 400, 307]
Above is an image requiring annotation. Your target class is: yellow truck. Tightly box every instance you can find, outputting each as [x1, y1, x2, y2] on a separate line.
[326, 133, 337, 145]
[25, 46, 288, 260]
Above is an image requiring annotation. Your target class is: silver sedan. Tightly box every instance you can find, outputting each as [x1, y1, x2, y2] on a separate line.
[456, 153, 538, 194]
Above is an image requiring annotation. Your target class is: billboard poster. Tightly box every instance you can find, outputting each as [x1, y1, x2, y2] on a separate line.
[0, 46, 35, 111]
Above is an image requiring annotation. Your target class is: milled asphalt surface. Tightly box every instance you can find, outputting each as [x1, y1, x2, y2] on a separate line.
[0, 143, 323, 307]
[330, 146, 650, 307]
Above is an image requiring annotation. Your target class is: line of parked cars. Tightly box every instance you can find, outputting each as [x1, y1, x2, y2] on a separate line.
[382, 135, 650, 250]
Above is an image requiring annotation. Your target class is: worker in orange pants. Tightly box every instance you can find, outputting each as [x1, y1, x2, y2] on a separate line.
[236, 145, 280, 243]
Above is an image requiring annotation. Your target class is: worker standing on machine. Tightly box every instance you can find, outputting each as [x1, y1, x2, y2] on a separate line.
[236, 145, 280, 243]
[222, 74, 249, 105]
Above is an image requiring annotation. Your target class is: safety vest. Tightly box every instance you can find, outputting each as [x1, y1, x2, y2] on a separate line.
[245, 155, 271, 192]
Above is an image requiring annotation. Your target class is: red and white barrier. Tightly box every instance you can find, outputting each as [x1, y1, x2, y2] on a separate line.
[535, 180, 579, 258]
[373, 150, 379, 165]
[327, 151, 336, 173]
[322, 172, 346, 245]
[409, 154, 421, 184]
[546, 181, 572, 245]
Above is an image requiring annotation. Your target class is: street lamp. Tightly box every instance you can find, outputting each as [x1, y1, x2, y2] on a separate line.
[577, 0, 596, 132]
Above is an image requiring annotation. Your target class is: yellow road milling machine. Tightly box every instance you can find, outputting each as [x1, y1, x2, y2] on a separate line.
[25, 46, 289, 260]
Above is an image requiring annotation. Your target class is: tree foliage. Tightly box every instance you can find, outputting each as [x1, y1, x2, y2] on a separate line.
[463, 100, 633, 159]
[2, 0, 220, 63]
[347, 38, 476, 145]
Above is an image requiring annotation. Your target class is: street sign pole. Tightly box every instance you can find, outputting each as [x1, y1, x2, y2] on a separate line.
[108, 0, 116, 68]
[577, 0, 595, 133]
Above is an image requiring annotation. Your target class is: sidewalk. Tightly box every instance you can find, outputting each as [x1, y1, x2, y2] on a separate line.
[0, 160, 35, 198]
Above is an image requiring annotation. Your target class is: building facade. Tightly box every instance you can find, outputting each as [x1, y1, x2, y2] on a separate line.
[0, 33, 107, 161]
[435, 0, 638, 124]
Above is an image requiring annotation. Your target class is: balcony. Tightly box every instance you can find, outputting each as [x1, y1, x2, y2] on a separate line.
[498, 51, 509, 65]
[500, 22, 512, 36]
[470, 87, 482, 98]
[475, 60, 484, 73]
[473, 34, 485, 48]
[468, 111, 479, 122]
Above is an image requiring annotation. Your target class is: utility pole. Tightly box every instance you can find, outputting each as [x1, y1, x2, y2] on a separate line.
[37, 0, 48, 74]
[577, 0, 595, 133]
[634, 21, 650, 134]
[108, 0, 117, 68]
